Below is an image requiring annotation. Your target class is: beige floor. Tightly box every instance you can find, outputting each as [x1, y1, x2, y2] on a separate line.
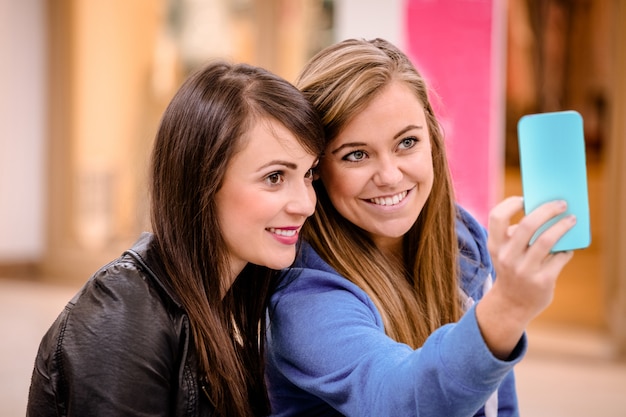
[2, 278, 626, 416]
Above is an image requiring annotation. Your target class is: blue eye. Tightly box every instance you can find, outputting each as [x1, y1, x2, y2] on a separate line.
[343, 150, 367, 162]
[399, 137, 418, 149]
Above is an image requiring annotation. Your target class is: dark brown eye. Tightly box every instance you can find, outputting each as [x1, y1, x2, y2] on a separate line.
[265, 172, 284, 185]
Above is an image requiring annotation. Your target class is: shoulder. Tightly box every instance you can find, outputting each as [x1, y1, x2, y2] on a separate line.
[46, 234, 182, 360]
[29, 234, 194, 415]
[287, 242, 375, 299]
[455, 205, 493, 300]
[74, 234, 173, 317]
[273, 242, 383, 325]
[268, 243, 387, 371]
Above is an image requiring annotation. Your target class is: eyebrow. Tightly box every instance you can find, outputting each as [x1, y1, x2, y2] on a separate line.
[394, 125, 423, 139]
[330, 124, 424, 155]
[330, 142, 367, 155]
[257, 160, 298, 171]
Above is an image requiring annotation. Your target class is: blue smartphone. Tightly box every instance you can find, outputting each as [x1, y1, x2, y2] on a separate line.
[517, 110, 591, 252]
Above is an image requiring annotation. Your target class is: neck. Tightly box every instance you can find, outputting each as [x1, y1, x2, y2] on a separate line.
[222, 262, 244, 299]
[372, 235, 403, 258]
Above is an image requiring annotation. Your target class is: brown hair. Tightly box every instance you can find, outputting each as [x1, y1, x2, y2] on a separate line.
[296, 38, 461, 348]
[150, 61, 324, 416]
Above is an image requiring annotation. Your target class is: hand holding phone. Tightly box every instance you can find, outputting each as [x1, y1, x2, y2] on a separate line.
[517, 110, 591, 252]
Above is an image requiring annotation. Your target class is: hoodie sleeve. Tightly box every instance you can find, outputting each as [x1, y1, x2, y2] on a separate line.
[455, 204, 497, 301]
[455, 204, 525, 417]
[267, 246, 526, 417]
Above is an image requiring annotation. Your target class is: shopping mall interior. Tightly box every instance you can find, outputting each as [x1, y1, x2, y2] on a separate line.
[1, 0, 626, 415]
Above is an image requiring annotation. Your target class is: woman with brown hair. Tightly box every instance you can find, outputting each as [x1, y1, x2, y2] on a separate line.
[27, 61, 324, 416]
[265, 38, 575, 416]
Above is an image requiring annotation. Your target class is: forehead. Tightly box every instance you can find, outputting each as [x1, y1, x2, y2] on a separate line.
[333, 82, 427, 141]
[230, 117, 312, 164]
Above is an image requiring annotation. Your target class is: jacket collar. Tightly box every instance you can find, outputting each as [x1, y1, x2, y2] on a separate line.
[123, 232, 184, 309]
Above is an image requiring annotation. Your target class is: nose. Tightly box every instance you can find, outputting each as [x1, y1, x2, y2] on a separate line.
[286, 182, 316, 218]
[373, 156, 403, 186]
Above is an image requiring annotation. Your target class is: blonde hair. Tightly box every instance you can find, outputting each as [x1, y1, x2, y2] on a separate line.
[296, 38, 461, 348]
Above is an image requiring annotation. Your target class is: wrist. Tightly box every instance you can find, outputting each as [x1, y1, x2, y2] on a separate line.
[475, 290, 529, 359]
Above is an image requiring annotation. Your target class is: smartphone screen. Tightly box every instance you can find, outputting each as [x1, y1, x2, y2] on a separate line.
[517, 110, 591, 252]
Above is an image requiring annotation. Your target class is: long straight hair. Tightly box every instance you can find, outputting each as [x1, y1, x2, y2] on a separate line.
[296, 38, 461, 349]
[150, 61, 324, 416]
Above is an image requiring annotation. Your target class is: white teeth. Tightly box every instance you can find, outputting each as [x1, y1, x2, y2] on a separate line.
[370, 191, 408, 206]
[268, 228, 297, 237]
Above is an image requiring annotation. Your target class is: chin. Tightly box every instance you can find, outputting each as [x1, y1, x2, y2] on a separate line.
[266, 254, 297, 270]
[381, 224, 415, 238]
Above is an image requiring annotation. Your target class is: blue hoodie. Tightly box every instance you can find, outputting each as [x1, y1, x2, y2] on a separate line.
[266, 206, 525, 417]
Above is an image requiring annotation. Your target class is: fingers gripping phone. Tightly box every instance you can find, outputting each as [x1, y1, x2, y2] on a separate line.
[517, 110, 591, 252]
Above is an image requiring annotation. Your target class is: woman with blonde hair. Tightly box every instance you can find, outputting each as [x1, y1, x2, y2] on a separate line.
[265, 38, 575, 416]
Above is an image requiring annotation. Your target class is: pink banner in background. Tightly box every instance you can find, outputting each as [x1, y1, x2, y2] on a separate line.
[404, 0, 505, 225]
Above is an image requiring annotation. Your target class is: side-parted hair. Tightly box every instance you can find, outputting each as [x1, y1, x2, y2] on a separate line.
[150, 61, 324, 416]
[296, 38, 461, 348]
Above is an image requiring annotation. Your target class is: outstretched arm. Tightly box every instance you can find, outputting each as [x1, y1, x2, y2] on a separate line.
[476, 196, 575, 359]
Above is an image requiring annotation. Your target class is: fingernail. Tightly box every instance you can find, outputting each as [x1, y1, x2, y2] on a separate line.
[567, 214, 577, 224]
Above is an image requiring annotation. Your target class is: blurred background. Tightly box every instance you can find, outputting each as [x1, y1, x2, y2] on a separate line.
[1, 0, 625, 415]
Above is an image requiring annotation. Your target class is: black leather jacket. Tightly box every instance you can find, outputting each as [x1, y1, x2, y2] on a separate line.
[27, 232, 213, 416]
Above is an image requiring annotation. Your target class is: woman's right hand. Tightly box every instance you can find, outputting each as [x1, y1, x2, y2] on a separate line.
[475, 196, 576, 359]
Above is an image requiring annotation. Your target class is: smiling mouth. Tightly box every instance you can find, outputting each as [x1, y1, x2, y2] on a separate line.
[267, 227, 297, 237]
[368, 190, 408, 206]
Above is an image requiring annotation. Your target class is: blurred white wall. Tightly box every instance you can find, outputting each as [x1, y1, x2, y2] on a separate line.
[333, 0, 404, 48]
[0, 0, 46, 262]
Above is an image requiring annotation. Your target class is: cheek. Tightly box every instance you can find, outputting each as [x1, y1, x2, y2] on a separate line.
[215, 199, 239, 238]
[320, 165, 360, 204]
[426, 155, 435, 184]
[216, 186, 254, 232]
[421, 158, 434, 183]
[307, 186, 317, 209]
[412, 150, 434, 181]
[418, 158, 435, 198]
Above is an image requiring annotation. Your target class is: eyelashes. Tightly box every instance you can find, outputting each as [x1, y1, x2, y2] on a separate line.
[265, 171, 285, 186]
[342, 150, 366, 162]
[340, 136, 419, 162]
[263, 167, 318, 187]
